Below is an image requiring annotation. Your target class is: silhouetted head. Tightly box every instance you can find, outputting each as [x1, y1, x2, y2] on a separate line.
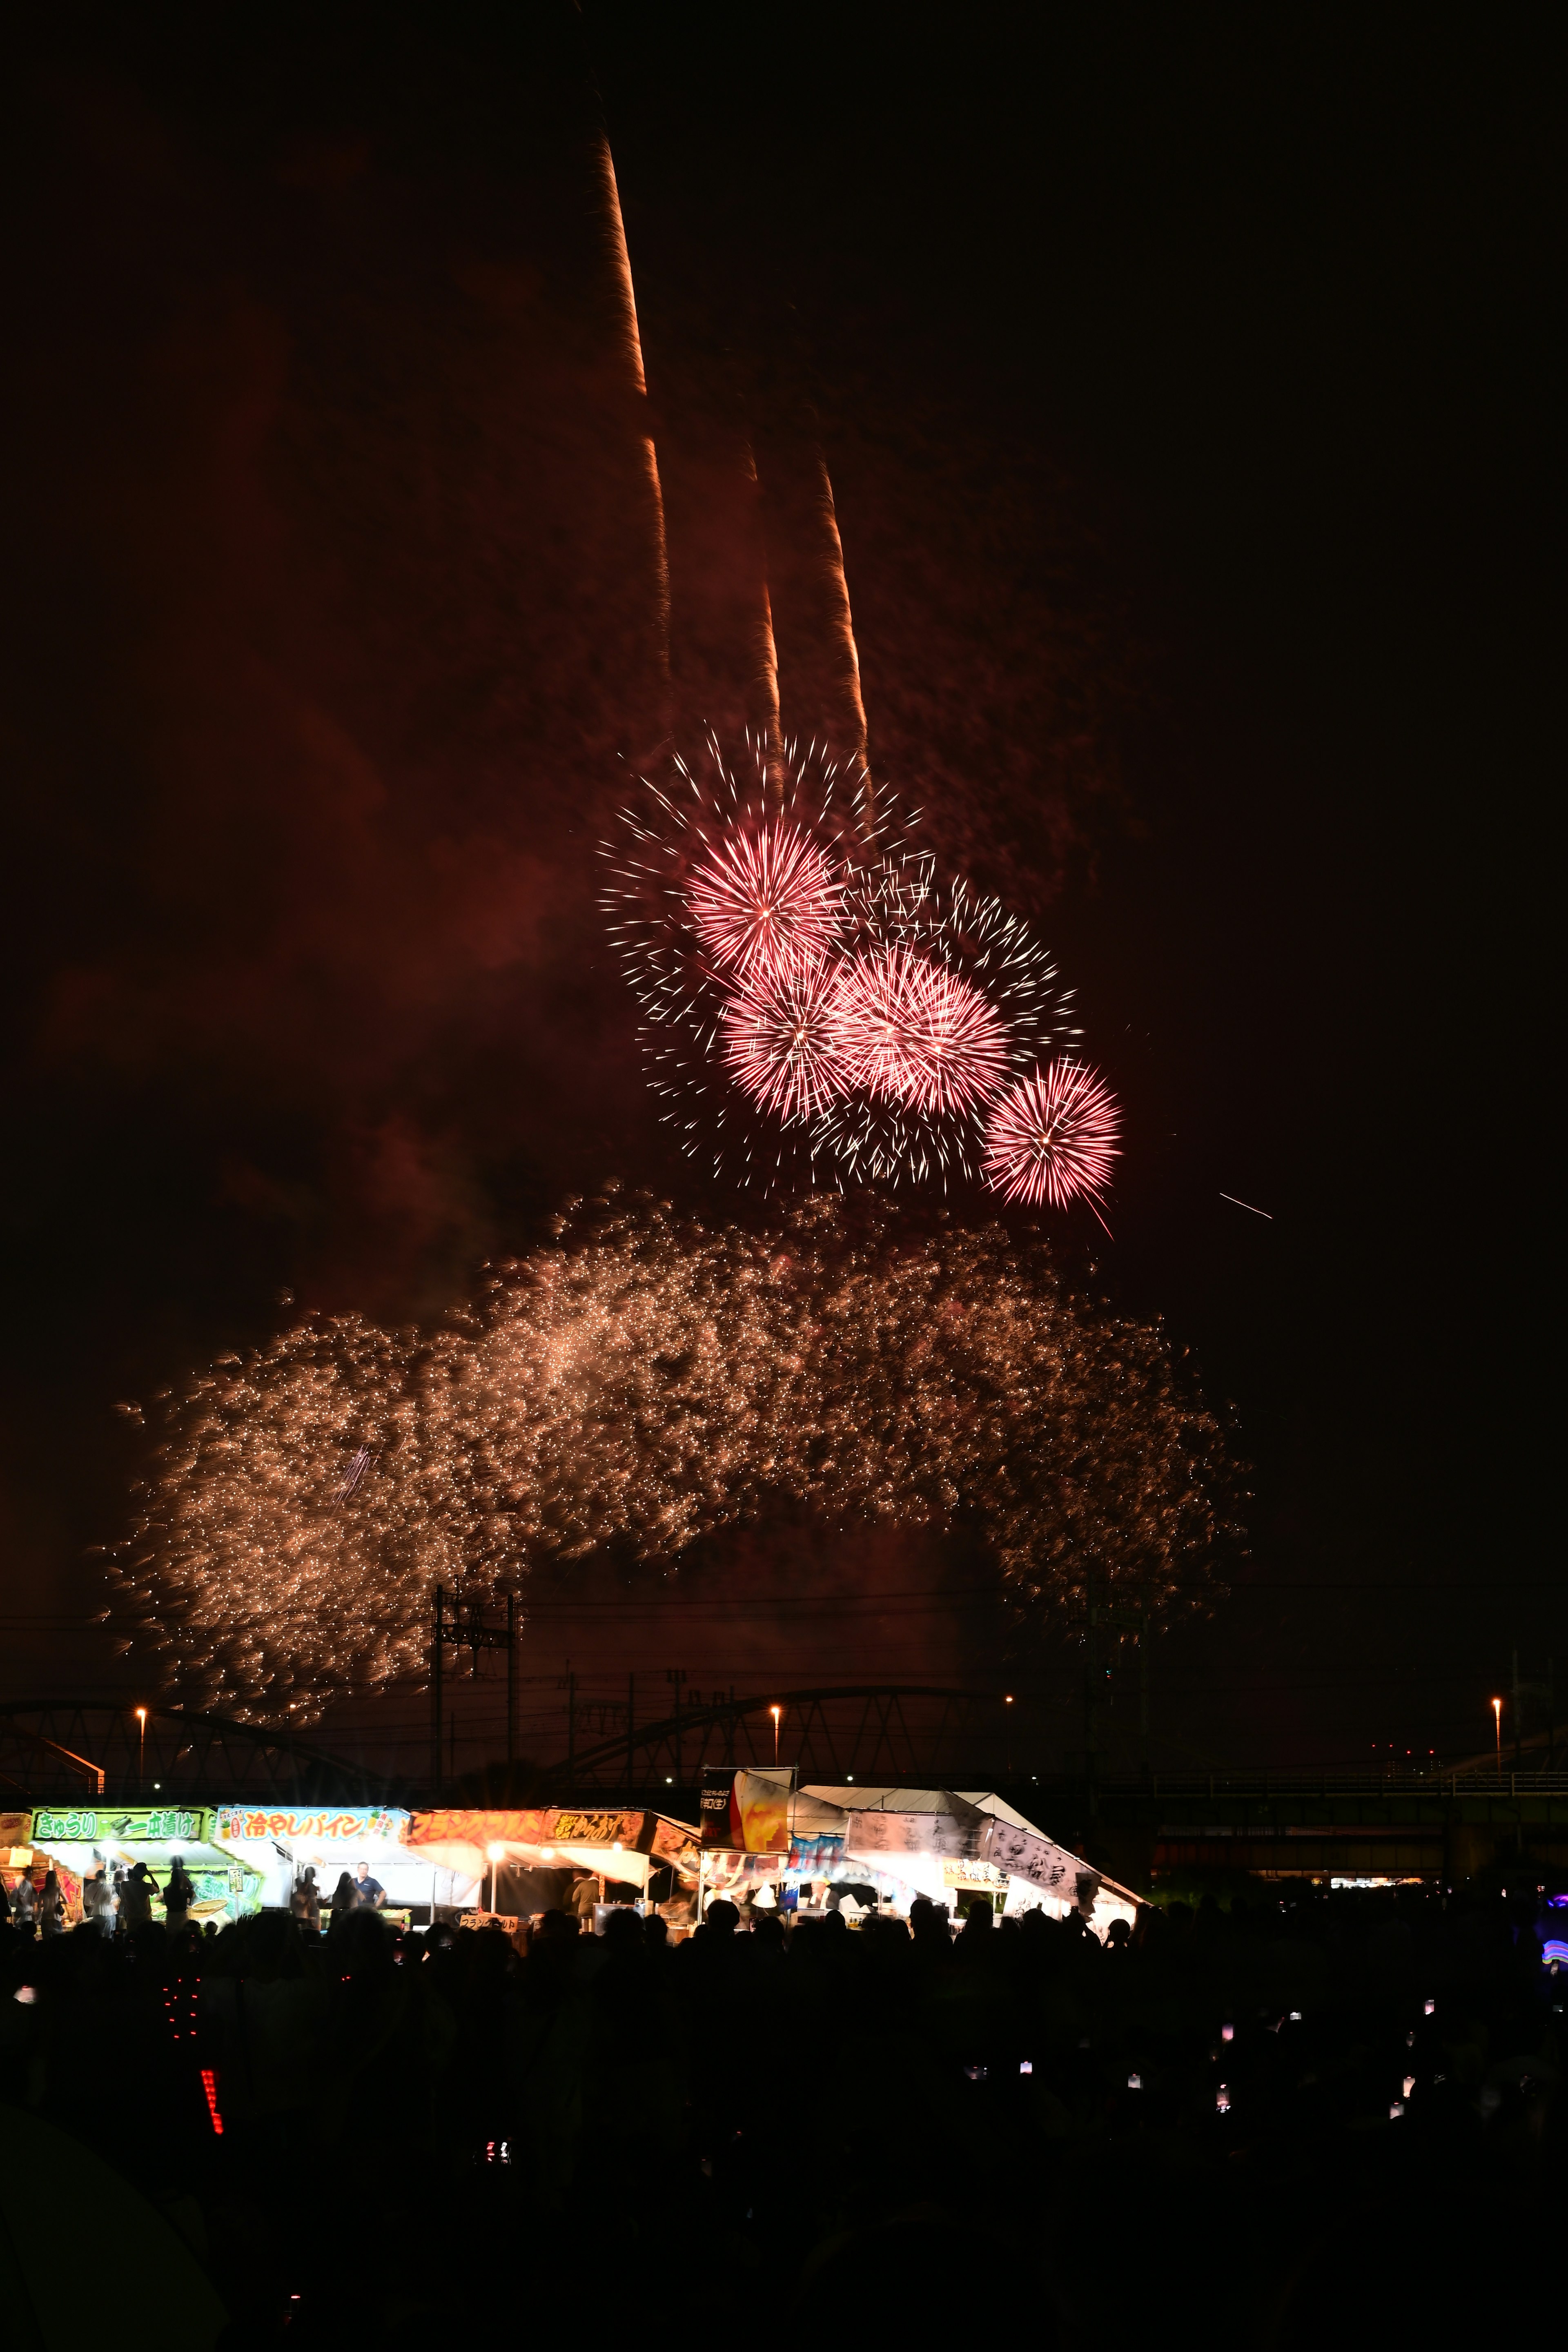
[705, 1900, 739, 1936]
[602, 1905, 642, 1951]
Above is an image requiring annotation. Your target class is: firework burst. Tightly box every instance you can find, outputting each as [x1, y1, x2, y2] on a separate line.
[982, 1062, 1121, 1209]
[686, 820, 841, 984]
[720, 960, 854, 1122]
[829, 944, 1009, 1114]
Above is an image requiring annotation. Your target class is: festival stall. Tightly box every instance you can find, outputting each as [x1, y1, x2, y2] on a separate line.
[697, 1771, 1143, 1940]
[406, 1805, 703, 1930]
[209, 1804, 444, 1922]
[21, 1804, 264, 1927]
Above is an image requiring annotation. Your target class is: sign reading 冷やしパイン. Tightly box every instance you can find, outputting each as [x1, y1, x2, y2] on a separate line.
[31, 1807, 207, 1845]
[212, 1807, 409, 1845]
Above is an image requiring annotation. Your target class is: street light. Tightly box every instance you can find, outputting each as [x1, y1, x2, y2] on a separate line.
[770, 1704, 781, 1764]
[1492, 1697, 1503, 1773]
[135, 1707, 147, 1788]
[486, 1841, 506, 1915]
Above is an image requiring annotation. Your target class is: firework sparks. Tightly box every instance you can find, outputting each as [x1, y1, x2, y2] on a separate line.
[829, 944, 1009, 1115]
[116, 1193, 1234, 1718]
[982, 1062, 1121, 1209]
[720, 960, 853, 1121]
[686, 819, 842, 984]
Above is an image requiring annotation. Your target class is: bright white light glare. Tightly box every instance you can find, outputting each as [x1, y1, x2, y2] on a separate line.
[1403, 2075, 1415, 2097]
[539, 1847, 555, 1862]
[1423, 1999, 1436, 2016]
[13, 1986, 37, 2005]
[1019, 2060, 1033, 2075]
[486, 1843, 506, 1863]
[1289, 2010, 1303, 2022]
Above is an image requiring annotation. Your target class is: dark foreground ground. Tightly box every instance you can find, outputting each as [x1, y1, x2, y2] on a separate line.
[2, 1887, 1563, 2345]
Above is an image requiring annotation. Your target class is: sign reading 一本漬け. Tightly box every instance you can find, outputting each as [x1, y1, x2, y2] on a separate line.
[31, 1806, 209, 1846]
[212, 1806, 409, 1846]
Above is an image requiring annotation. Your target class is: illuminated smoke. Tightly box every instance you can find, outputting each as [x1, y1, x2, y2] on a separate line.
[982, 1062, 1121, 1209]
[117, 1192, 1234, 1718]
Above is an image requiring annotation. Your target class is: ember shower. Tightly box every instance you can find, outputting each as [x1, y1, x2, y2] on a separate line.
[117, 1193, 1234, 1719]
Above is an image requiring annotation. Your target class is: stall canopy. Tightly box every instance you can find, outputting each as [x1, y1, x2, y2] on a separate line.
[698, 1777, 1141, 1939]
[407, 1806, 701, 1891]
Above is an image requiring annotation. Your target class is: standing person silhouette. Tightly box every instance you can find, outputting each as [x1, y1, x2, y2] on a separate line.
[329, 1870, 357, 1934]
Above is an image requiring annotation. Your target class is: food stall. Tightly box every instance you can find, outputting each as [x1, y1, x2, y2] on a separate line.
[22, 1804, 264, 1927]
[209, 1804, 444, 1922]
[407, 1805, 702, 1931]
[697, 1771, 1143, 1940]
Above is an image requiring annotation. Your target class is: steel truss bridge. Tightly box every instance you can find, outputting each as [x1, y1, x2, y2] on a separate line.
[548, 1684, 1034, 1787]
[0, 1700, 392, 1806]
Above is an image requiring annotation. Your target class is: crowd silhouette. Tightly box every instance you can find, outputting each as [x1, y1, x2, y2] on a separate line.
[1, 1877, 1562, 2344]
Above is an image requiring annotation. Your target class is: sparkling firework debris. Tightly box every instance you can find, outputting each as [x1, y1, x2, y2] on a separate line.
[982, 1062, 1122, 1210]
[117, 1192, 1235, 1718]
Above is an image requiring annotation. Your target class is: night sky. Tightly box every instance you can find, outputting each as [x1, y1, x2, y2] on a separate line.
[1, 9, 1552, 1768]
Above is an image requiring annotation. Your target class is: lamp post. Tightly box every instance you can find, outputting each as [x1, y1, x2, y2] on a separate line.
[135, 1707, 147, 1791]
[487, 1841, 505, 1916]
[1492, 1697, 1503, 1776]
[770, 1705, 781, 1765]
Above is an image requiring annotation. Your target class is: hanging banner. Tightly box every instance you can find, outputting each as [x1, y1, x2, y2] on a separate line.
[32, 1805, 212, 1846]
[700, 1768, 792, 1852]
[978, 1816, 1094, 1902]
[407, 1807, 659, 1853]
[843, 1810, 986, 1862]
[212, 1806, 408, 1847]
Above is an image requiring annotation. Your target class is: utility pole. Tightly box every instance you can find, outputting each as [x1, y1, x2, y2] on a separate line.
[1513, 1645, 1521, 1772]
[627, 1672, 635, 1787]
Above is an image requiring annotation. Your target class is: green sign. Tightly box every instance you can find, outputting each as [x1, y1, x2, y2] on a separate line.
[31, 1806, 211, 1846]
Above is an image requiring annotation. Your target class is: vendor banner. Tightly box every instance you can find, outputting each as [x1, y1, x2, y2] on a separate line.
[32, 1805, 211, 1846]
[213, 1805, 408, 1846]
[700, 1767, 792, 1852]
[408, 1807, 659, 1853]
[978, 1817, 1095, 1903]
[844, 1809, 986, 1862]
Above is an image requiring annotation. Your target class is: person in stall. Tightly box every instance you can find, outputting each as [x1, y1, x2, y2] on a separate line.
[353, 1860, 387, 1910]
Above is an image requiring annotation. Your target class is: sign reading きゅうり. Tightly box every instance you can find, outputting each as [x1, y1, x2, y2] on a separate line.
[31, 1807, 209, 1845]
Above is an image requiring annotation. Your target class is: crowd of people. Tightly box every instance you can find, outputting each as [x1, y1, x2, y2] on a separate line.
[1, 1873, 1563, 2344]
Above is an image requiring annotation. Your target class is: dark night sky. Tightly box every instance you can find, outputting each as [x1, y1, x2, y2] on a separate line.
[0, 7, 1553, 1767]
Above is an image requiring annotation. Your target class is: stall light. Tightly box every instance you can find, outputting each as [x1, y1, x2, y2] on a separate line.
[540, 1846, 555, 1862]
[486, 1842, 506, 1914]
[612, 1840, 622, 1854]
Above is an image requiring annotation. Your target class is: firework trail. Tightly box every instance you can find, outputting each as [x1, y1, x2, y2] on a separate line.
[592, 131, 669, 684]
[117, 1192, 1236, 1717]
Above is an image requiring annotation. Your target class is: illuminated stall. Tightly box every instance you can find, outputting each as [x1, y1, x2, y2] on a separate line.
[210, 1805, 445, 1922]
[698, 1772, 1143, 1941]
[22, 1804, 264, 1927]
[407, 1806, 702, 1931]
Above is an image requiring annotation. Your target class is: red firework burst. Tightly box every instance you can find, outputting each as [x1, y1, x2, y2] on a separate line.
[982, 1062, 1120, 1208]
[686, 821, 840, 984]
[720, 963, 853, 1122]
[831, 946, 1010, 1114]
